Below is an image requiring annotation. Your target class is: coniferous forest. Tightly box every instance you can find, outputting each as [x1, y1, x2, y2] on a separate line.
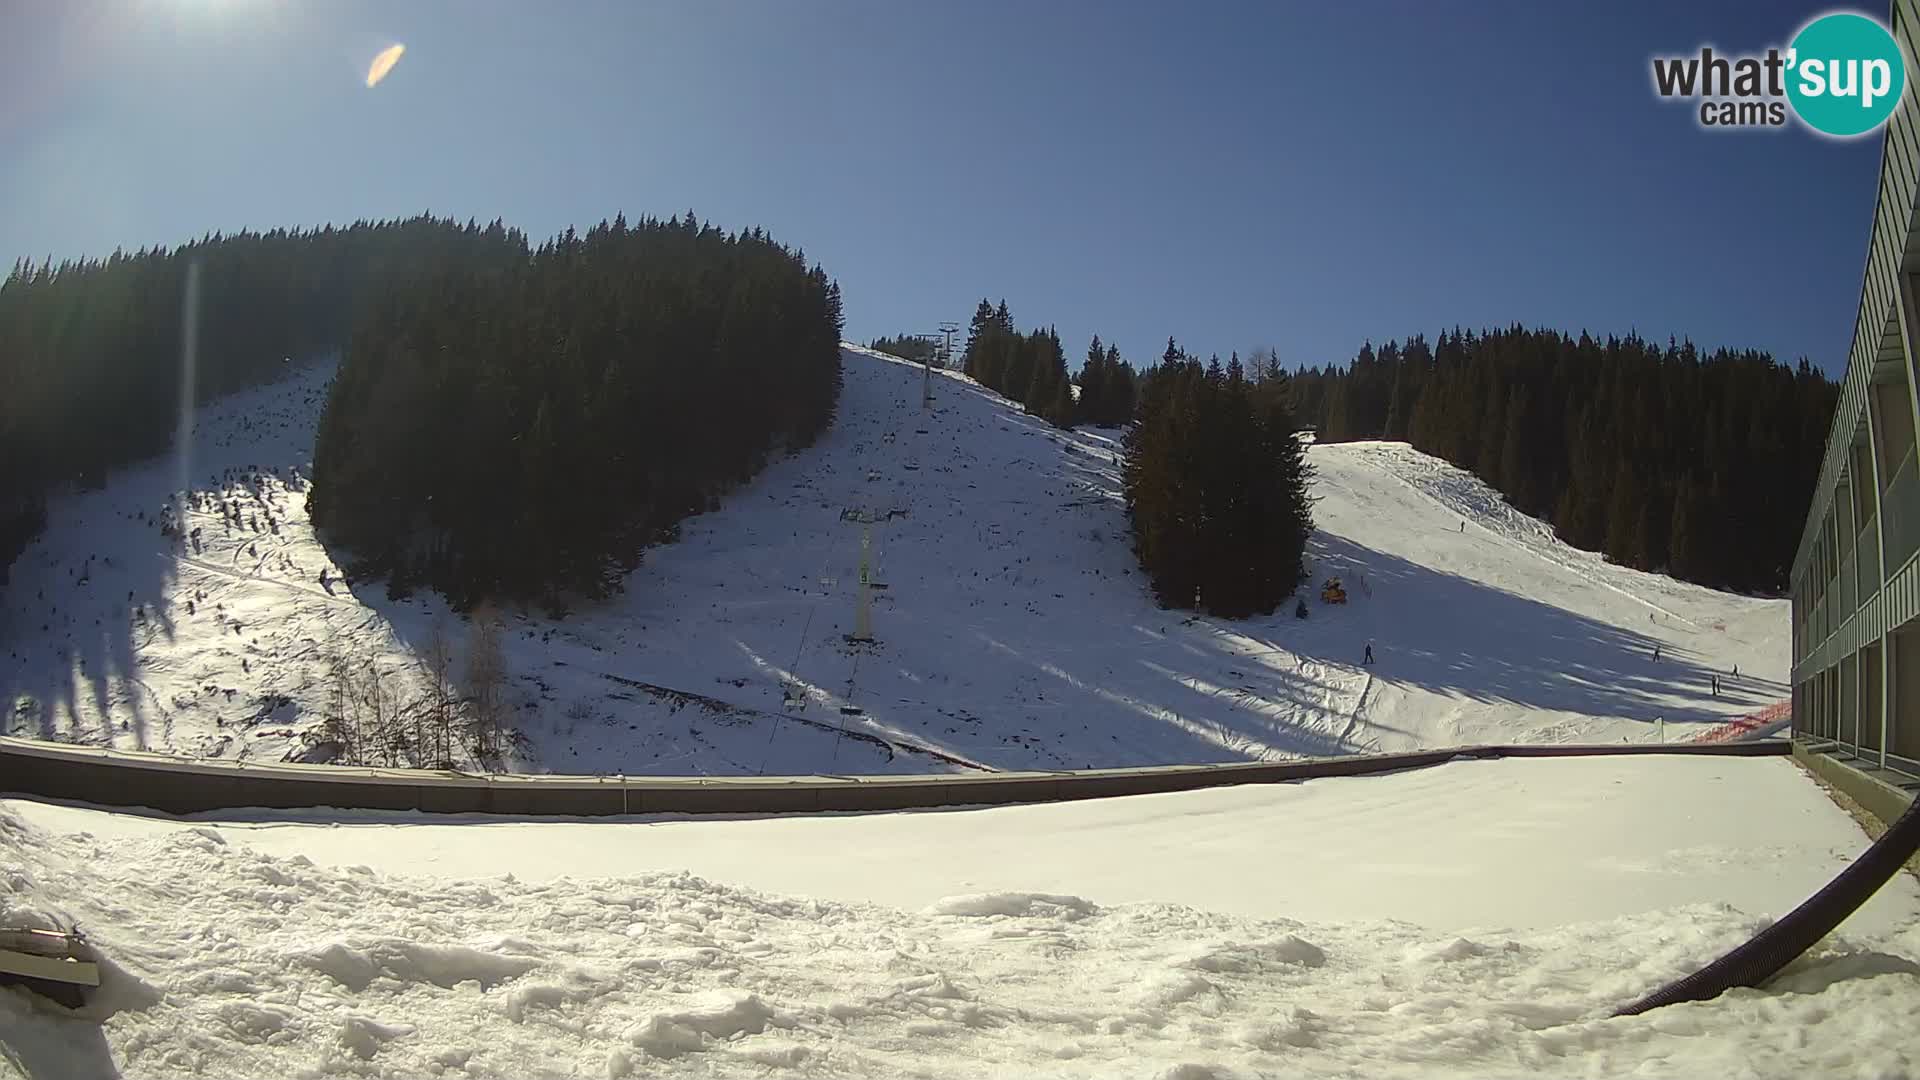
[1124, 343, 1315, 616]
[0, 216, 512, 587]
[867, 334, 938, 364]
[960, 300, 1078, 428]
[3, 223, 1833, 615]
[1289, 327, 1838, 594]
[308, 214, 844, 610]
[960, 299, 1138, 429]
[1075, 332, 1140, 428]
[959, 297, 1308, 614]
[0, 213, 844, 611]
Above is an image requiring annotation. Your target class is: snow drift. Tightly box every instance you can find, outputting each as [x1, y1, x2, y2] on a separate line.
[3, 754, 1916, 1079]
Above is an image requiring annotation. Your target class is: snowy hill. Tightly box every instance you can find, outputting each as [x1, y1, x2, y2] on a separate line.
[0, 347, 1787, 774]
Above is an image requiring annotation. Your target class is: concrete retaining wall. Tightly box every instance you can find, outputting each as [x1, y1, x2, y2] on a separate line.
[1792, 737, 1918, 828]
[0, 735, 1788, 818]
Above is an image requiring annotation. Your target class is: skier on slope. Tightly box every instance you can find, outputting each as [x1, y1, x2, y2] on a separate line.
[1653, 645, 1661, 662]
[1363, 641, 1375, 666]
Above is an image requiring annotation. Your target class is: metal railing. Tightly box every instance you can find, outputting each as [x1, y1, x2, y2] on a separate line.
[1882, 448, 1920, 575]
[0, 735, 1789, 818]
[1838, 553, 1858, 619]
[1860, 515, 1883, 594]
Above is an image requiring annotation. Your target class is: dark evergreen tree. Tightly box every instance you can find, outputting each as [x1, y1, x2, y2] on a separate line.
[963, 299, 995, 366]
[868, 334, 936, 363]
[1123, 343, 1313, 617]
[0, 216, 531, 593]
[1079, 334, 1108, 422]
[1105, 344, 1137, 424]
[957, 306, 1085, 430]
[306, 214, 844, 609]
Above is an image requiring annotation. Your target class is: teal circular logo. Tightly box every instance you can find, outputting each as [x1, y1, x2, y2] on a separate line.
[1787, 13, 1907, 137]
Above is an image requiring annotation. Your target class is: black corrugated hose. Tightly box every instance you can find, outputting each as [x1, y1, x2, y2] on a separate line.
[1615, 789, 1920, 1016]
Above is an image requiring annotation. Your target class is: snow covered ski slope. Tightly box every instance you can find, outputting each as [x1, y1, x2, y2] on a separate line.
[0, 347, 1788, 774]
[1307, 440, 1787, 751]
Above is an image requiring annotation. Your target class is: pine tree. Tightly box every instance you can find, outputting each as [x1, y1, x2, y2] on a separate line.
[1025, 350, 1053, 415]
[1669, 476, 1698, 581]
[1081, 333, 1107, 423]
[1124, 352, 1312, 617]
[1604, 461, 1643, 565]
[1634, 501, 1663, 571]
[1047, 378, 1075, 429]
[1107, 344, 1136, 424]
[1473, 375, 1506, 487]
[1499, 387, 1533, 512]
[962, 299, 995, 379]
[304, 213, 844, 608]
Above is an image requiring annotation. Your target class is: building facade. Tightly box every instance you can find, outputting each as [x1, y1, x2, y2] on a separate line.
[1792, 0, 1920, 782]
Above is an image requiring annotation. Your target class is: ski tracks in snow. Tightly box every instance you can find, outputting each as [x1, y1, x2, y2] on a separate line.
[1348, 442, 1702, 627]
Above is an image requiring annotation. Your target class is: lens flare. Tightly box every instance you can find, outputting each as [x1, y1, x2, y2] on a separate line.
[366, 43, 405, 88]
[174, 261, 200, 522]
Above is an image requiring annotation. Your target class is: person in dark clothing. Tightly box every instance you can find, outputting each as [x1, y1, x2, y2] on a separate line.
[1363, 642, 1375, 665]
[1653, 645, 1660, 662]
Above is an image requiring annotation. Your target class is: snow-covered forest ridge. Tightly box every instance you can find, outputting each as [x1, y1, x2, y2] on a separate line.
[0, 345, 1786, 776]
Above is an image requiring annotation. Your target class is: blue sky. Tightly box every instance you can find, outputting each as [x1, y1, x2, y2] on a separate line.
[0, 1, 1886, 374]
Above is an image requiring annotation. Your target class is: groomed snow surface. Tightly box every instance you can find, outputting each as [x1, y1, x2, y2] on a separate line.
[1, 346, 1787, 776]
[6, 755, 1919, 1079]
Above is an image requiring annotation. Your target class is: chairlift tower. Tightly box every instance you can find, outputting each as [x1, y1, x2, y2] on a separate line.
[914, 332, 943, 410]
[938, 321, 960, 369]
[840, 507, 888, 643]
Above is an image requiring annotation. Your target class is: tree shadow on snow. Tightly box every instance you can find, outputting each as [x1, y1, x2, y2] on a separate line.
[0, 504, 183, 754]
[968, 628, 1367, 768]
[945, 532, 1783, 770]
[0, 367, 335, 756]
[1300, 533, 1786, 730]
[0, 1006, 122, 1080]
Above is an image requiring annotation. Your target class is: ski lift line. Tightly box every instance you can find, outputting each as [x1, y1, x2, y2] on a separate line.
[786, 534, 841, 683]
[778, 356, 920, 773]
[834, 475, 898, 762]
[757, 485, 844, 777]
[833, 645, 861, 768]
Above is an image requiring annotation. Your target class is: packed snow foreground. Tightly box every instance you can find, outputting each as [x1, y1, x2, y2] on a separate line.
[5, 755, 1918, 1078]
[0, 346, 1786, 775]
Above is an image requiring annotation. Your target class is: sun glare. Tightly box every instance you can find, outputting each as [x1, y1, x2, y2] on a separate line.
[365, 43, 405, 88]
